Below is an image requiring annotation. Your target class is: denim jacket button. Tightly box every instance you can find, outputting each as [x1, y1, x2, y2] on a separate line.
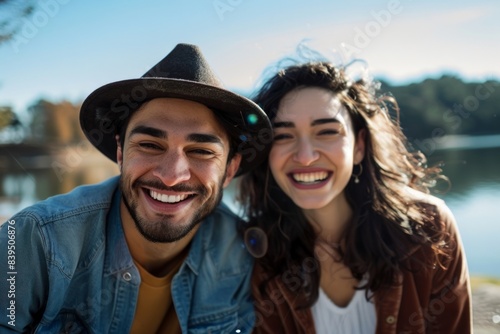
[386, 315, 396, 324]
[122, 272, 132, 281]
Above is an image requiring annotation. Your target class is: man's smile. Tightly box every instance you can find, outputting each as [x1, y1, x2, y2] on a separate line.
[149, 189, 192, 204]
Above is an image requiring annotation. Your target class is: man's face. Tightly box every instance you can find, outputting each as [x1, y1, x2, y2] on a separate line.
[117, 98, 241, 243]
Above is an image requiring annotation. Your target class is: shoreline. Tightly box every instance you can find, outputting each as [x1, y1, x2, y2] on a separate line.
[434, 134, 500, 151]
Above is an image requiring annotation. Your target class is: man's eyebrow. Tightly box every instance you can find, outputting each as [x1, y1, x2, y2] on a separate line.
[273, 121, 294, 128]
[187, 133, 224, 146]
[128, 127, 223, 146]
[129, 125, 167, 139]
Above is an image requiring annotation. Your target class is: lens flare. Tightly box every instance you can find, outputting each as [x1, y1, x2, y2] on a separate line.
[244, 227, 268, 258]
[247, 114, 258, 125]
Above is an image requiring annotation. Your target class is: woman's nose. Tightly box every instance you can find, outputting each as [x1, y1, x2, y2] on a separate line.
[292, 139, 319, 166]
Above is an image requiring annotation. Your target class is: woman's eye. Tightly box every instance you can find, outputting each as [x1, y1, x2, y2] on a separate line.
[318, 129, 339, 136]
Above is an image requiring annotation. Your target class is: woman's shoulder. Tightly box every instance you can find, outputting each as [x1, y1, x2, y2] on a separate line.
[403, 187, 456, 228]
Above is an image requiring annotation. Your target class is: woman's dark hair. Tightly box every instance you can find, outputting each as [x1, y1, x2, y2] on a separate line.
[238, 61, 451, 307]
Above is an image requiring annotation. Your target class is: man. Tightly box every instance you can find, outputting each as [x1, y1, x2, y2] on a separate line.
[0, 43, 271, 333]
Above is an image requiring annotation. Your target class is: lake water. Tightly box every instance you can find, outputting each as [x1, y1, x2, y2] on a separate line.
[427, 145, 500, 278]
[1, 143, 500, 277]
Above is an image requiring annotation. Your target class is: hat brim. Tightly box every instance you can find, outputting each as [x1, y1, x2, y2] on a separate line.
[80, 78, 271, 176]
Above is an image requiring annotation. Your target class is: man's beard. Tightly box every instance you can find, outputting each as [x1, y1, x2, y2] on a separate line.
[120, 176, 225, 243]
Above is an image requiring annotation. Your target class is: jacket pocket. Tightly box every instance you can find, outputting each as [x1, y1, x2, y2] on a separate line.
[188, 310, 249, 334]
[35, 311, 89, 334]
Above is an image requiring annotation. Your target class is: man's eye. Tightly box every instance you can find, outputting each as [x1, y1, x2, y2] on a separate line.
[189, 149, 215, 156]
[273, 133, 293, 141]
[139, 142, 162, 150]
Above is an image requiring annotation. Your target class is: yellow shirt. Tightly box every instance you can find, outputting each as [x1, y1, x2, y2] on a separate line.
[129, 256, 185, 334]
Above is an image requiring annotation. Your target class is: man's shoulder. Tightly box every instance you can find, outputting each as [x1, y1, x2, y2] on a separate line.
[203, 201, 244, 236]
[10, 176, 120, 227]
[212, 201, 242, 220]
[193, 202, 253, 273]
[3, 176, 121, 279]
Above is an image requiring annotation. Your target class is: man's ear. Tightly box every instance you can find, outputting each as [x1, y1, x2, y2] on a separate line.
[115, 135, 123, 171]
[222, 154, 242, 188]
[354, 128, 366, 164]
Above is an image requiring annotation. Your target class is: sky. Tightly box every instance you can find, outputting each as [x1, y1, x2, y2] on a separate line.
[1, 0, 499, 119]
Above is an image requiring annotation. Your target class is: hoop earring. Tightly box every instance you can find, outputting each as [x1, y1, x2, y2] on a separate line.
[352, 164, 363, 184]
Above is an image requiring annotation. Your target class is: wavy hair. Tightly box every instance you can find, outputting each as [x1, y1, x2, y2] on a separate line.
[238, 61, 451, 307]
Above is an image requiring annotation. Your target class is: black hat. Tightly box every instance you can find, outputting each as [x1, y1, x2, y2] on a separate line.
[80, 43, 271, 175]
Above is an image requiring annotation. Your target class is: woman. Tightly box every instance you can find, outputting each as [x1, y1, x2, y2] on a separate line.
[238, 60, 472, 333]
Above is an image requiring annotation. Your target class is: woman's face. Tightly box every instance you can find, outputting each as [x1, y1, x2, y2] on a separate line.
[269, 87, 365, 211]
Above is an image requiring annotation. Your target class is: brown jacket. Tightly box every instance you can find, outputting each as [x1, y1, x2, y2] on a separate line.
[251, 197, 472, 333]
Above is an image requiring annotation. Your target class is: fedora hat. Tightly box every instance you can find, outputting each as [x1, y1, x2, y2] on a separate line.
[80, 43, 271, 175]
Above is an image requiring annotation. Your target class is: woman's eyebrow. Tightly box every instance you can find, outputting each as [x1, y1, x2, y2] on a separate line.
[311, 118, 340, 126]
[273, 118, 341, 128]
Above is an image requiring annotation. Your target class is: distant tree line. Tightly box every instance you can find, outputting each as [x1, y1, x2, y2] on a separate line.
[0, 75, 498, 146]
[379, 75, 500, 141]
[0, 99, 84, 145]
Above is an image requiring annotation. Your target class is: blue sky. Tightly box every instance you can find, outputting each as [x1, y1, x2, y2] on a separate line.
[1, 0, 499, 117]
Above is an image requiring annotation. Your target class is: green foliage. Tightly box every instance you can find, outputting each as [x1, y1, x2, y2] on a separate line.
[470, 276, 500, 291]
[0, 0, 36, 44]
[0, 106, 16, 129]
[379, 75, 500, 141]
[0, 106, 24, 143]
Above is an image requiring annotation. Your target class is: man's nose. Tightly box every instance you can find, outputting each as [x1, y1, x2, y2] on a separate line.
[152, 149, 191, 186]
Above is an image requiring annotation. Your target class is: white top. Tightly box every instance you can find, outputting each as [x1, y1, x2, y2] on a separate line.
[311, 287, 376, 334]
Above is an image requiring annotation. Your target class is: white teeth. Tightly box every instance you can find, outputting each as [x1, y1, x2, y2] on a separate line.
[149, 190, 189, 203]
[292, 171, 328, 184]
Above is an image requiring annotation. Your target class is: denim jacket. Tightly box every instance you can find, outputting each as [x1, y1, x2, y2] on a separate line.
[0, 176, 255, 333]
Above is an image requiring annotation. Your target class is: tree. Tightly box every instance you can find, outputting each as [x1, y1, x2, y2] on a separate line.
[0, 0, 36, 44]
[379, 76, 500, 140]
[0, 106, 15, 129]
[27, 99, 84, 144]
[0, 106, 24, 142]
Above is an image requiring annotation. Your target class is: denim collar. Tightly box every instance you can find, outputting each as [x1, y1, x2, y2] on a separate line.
[103, 185, 137, 278]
